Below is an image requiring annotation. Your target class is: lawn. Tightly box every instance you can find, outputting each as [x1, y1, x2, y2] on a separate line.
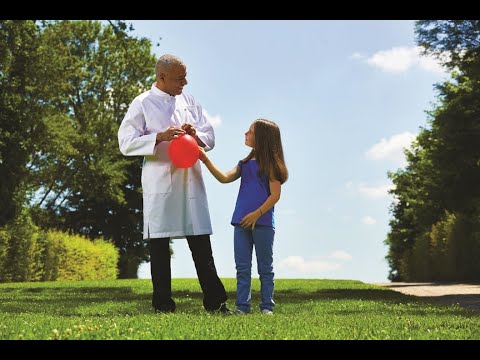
[0, 278, 479, 339]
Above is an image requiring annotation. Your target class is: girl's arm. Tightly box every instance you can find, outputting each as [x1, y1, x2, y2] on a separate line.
[199, 147, 240, 183]
[240, 179, 282, 229]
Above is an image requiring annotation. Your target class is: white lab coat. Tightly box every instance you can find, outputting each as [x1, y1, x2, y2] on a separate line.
[118, 84, 215, 239]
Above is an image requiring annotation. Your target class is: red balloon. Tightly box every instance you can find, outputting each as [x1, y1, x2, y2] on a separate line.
[168, 134, 199, 168]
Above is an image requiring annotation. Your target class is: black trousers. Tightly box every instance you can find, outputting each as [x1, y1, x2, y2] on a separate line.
[150, 235, 228, 311]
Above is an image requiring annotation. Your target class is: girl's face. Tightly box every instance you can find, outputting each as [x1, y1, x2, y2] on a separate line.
[245, 123, 255, 148]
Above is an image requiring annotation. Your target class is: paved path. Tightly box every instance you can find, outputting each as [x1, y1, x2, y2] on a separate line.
[372, 282, 480, 309]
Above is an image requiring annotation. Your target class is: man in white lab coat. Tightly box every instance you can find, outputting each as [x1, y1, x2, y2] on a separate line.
[118, 54, 231, 314]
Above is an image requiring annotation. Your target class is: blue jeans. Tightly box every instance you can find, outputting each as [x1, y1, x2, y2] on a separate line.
[234, 225, 275, 312]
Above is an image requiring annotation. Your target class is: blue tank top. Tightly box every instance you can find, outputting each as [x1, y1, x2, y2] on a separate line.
[231, 159, 274, 228]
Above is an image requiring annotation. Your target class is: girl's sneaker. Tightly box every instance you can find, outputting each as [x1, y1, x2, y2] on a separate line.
[233, 308, 249, 315]
[261, 309, 273, 315]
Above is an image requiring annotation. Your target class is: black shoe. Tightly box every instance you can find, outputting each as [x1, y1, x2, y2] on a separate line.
[154, 307, 175, 314]
[153, 298, 176, 314]
[208, 303, 233, 315]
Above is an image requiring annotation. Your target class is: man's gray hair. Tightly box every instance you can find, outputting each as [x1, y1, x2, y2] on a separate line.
[155, 54, 185, 77]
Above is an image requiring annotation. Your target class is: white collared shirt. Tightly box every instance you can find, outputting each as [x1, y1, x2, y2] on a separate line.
[118, 84, 215, 239]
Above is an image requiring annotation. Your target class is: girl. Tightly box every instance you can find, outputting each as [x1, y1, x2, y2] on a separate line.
[199, 118, 288, 315]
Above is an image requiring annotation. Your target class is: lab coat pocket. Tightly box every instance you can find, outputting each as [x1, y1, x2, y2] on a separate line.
[185, 105, 202, 123]
[142, 161, 172, 194]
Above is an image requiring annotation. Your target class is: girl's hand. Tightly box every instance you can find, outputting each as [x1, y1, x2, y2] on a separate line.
[198, 146, 207, 162]
[240, 210, 261, 229]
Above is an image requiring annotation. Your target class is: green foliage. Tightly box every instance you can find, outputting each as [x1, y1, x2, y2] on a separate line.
[27, 20, 156, 278]
[402, 232, 431, 282]
[36, 230, 62, 281]
[0, 20, 157, 277]
[0, 20, 44, 226]
[0, 213, 118, 282]
[0, 228, 11, 280]
[50, 231, 119, 281]
[429, 211, 458, 280]
[415, 20, 480, 70]
[0, 20, 155, 278]
[0, 210, 43, 282]
[386, 20, 480, 281]
[93, 239, 120, 280]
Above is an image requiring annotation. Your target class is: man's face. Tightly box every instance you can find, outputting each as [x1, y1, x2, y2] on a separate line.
[159, 64, 188, 96]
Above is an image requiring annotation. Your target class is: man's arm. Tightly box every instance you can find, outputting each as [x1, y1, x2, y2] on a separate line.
[186, 103, 215, 151]
[118, 99, 158, 156]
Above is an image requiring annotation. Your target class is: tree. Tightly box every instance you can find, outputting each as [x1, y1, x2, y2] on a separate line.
[0, 20, 68, 227]
[0, 20, 41, 226]
[27, 20, 156, 277]
[386, 20, 480, 280]
[415, 20, 480, 70]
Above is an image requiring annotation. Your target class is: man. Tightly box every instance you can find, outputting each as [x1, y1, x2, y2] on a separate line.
[118, 54, 231, 314]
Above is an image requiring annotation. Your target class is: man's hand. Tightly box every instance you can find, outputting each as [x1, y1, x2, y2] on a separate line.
[182, 123, 206, 147]
[156, 126, 186, 144]
[181, 123, 196, 137]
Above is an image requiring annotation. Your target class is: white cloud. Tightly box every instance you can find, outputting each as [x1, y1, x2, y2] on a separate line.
[279, 256, 340, 273]
[280, 251, 352, 274]
[362, 216, 377, 225]
[367, 46, 418, 73]
[418, 55, 445, 74]
[358, 183, 394, 199]
[329, 250, 353, 261]
[354, 46, 447, 74]
[346, 181, 395, 199]
[366, 131, 417, 165]
[204, 109, 222, 128]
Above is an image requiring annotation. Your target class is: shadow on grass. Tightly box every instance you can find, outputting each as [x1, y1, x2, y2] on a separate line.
[1, 284, 478, 317]
[418, 294, 480, 310]
[0, 286, 149, 316]
[384, 282, 480, 288]
[0, 285, 233, 316]
[376, 283, 480, 310]
[275, 288, 480, 317]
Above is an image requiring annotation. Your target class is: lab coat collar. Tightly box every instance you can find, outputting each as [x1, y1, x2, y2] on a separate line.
[151, 83, 176, 101]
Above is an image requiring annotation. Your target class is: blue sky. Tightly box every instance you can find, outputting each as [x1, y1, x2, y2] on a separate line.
[127, 20, 448, 283]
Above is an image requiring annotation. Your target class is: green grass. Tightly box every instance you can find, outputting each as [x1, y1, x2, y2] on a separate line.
[0, 278, 479, 339]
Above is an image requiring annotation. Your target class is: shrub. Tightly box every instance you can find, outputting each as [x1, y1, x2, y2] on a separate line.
[0, 211, 43, 282]
[0, 214, 119, 282]
[51, 231, 119, 281]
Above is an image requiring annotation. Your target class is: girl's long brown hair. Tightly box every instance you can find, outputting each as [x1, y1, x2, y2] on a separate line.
[241, 119, 288, 184]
